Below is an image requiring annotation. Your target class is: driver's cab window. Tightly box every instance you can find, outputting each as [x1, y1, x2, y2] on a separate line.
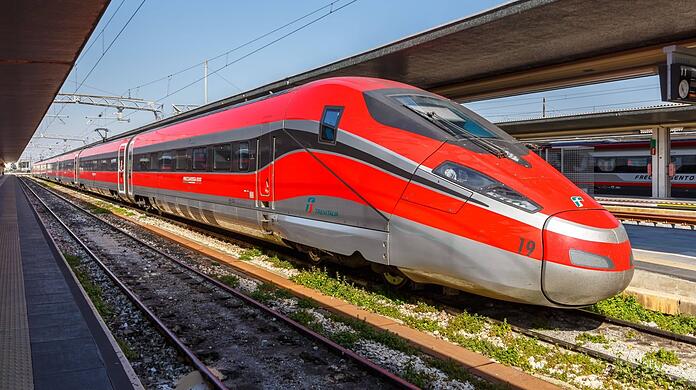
[319, 106, 343, 144]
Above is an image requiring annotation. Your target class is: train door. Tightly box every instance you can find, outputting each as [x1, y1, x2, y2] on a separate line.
[126, 140, 134, 201]
[255, 131, 275, 233]
[73, 154, 79, 185]
[117, 143, 127, 195]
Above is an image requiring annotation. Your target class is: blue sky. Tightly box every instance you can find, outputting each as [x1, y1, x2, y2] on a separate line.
[22, 0, 668, 161]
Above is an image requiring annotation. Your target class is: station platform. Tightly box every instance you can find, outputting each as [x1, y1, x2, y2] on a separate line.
[620, 223, 696, 315]
[625, 224, 696, 282]
[0, 176, 140, 390]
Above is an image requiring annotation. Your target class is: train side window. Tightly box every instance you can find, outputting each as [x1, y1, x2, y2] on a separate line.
[110, 158, 117, 171]
[213, 144, 231, 171]
[175, 149, 190, 171]
[192, 147, 207, 171]
[137, 154, 150, 171]
[237, 142, 249, 171]
[160, 151, 173, 171]
[675, 155, 696, 173]
[319, 106, 342, 144]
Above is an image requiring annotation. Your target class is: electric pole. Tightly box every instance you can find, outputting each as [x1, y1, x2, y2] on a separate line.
[542, 97, 547, 118]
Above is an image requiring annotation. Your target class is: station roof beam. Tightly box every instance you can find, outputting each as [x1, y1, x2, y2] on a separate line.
[205, 0, 696, 106]
[0, 1, 110, 164]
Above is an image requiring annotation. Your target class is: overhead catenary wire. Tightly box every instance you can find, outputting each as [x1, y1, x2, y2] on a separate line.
[483, 98, 669, 120]
[74, 0, 127, 67]
[110, 0, 358, 130]
[154, 0, 358, 103]
[125, 0, 347, 94]
[75, 0, 147, 94]
[76, 0, 358, 143]
[42, 0, 147, 139]
[472, 86, 659, 111]
[473, 85, 659, 112]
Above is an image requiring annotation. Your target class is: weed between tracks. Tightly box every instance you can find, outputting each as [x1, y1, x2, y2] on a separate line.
[576, 332, 611, 346]
[590, 294, 696, 335]
[64, 253, 113, 320]
[63, 252, 138, 361]
[288, 269, 689, 390]
[253, 282, 500, 390]
[43, 181, 694, 389]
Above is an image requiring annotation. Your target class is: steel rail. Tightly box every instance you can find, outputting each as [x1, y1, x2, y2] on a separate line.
[19, 179, 229, 390]
[431, 300, 696, 388]
[32, 177, 696, 387]
[577, 309, 696, 346]
[23, 178, 418, 390]
[610, 211, 696, 226]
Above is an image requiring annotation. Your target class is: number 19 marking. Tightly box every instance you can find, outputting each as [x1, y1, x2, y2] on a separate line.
[518, 238, 536, 256]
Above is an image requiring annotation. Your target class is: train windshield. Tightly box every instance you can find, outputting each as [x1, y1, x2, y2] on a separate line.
[394, 95, 500, 139]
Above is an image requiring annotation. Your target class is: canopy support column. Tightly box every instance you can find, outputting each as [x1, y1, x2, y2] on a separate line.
[651, 126, 671, 198]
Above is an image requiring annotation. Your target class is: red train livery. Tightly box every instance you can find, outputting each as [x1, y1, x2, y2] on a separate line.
[34, 77, 634, 307]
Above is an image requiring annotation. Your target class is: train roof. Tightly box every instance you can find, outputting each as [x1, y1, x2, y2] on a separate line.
[35, 77, 414, 164]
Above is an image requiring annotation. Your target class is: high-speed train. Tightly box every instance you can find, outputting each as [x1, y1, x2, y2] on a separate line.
[33, 77, 633, 307]
[593, 141, 696, 198]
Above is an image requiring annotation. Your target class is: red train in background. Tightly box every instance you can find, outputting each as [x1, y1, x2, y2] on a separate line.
[34, 77, 633, 307]
[593, 140, 696, 198]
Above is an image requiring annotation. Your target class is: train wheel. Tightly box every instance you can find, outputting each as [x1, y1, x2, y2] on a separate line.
[382, 270, 408, 289]
[307, 249, 324, 265]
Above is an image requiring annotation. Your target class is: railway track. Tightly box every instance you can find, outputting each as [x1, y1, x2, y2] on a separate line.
[426, 293, 696, 387]
[598, 196, 696, 226]
[21, 178, 415, 390]
[30, 177, 696, 388]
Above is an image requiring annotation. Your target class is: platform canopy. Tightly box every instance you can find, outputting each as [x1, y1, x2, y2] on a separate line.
[498, 105, 696, 139]
[41, 0, 696, 154]
[0, 0, 109, 164]
[192, 0, 696, 113]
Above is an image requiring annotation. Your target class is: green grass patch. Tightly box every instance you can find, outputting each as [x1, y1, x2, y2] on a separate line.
[425, 357, 507, 390]
[297, 297, 317, 309]
[217, 274, 239, 288]
[239, 248, 263, 260]
[249, 282, 293, 303]
[63, 252, 113, 320]
[116, 338, 138, 360]
[403, 315, 441, 333]
[643, 348, 680, 366]
[328, 314, 417, 354]
[610, 359, 687, 389]
[575, 332, 610, 346]
[591, 294, 696, 335]
[290, 269, 404, 319]
[490, 319, 512, 339]
[265, 255, 294, 270]
[401, 359, 436, 388]
[446, 312, 486, 334]
[88, 205, 110, 214]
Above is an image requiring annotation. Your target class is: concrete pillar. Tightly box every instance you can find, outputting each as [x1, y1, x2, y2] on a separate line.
[651, 126, 671, 198]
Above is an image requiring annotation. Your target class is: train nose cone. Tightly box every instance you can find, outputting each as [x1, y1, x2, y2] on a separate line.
[541, 210, 634, 306]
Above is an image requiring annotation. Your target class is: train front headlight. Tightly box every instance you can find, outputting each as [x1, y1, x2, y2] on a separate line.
[569, 249, 615, 270]
[433, 162, 541, 213]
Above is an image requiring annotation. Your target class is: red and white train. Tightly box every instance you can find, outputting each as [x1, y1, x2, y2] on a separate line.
[33, 77, 633, 307]
[593, 141, 696, 198]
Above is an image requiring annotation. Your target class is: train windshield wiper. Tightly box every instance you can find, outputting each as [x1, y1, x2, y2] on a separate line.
[403, 104, 507, 158]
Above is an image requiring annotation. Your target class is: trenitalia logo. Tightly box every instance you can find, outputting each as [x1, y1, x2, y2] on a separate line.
[571, 196, 584, 207]
[305, 197, 338, 217]
[305, 197, 315, 214]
